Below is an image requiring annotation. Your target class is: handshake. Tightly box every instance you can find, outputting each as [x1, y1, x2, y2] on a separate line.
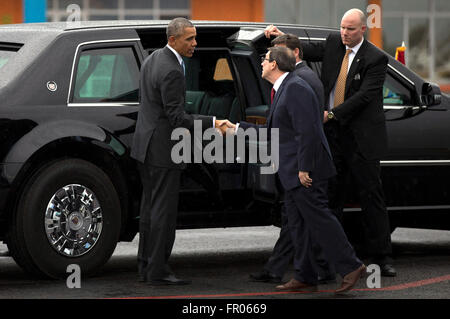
[214, 119, 236, 135]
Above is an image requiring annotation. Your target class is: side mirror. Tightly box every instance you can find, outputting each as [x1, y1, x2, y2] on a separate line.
[420, 82, 442, 106]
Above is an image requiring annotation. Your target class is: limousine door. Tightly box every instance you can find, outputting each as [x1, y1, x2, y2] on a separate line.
[380, 59, 450, 223]
[228, 29, 280, 203]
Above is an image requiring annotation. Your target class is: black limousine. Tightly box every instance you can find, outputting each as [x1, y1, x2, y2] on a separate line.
[0, 21, 448, 278]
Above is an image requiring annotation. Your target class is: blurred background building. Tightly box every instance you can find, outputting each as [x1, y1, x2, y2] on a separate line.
[0, 0, 448, 92]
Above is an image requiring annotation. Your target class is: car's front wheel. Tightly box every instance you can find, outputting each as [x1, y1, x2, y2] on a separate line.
[8, 158, 121, 279]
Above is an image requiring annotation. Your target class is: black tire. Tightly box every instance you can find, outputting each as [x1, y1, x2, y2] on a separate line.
[8, 159, 121, 279]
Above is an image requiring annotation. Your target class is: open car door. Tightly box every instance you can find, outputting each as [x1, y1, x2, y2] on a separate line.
[227, 28, 279, 203]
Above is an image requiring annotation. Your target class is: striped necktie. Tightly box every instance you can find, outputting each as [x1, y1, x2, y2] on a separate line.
[333, 49, 352, 108]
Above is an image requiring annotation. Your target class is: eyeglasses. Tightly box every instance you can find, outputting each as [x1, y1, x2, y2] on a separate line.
[261, 56, 274, 63]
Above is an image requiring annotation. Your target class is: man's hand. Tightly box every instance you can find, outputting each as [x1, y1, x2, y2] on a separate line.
[264, 25, 284, 38]
[323, 110, 329, 123]
[299, 171, 312, 188]
[215, 119, 236, 135]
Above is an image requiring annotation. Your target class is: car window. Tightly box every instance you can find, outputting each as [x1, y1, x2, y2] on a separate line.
[233, 54, 266, 109]
[0, 50, 16, 70]
[73, 46, 139, 103]
[383, 73, 413, 106]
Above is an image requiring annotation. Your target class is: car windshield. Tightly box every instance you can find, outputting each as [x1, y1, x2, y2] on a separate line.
[0, 50, 15, 70]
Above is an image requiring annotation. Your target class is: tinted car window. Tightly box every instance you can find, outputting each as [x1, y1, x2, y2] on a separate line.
[0, 50, 15, 70]
[383, 73, 413, 105]
[73, 47, 139, 103]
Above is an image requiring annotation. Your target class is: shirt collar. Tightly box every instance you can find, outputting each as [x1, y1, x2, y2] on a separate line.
[346, 37, 364, 54]
[273, 72, 289, 92]
[166, 44, 184, 65]
[295, 61, 303, 66]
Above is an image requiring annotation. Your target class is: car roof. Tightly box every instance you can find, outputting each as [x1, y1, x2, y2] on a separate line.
[0, 21, 336, 90]
[0, 20, 337, 33]
[0, 20, 336, 53]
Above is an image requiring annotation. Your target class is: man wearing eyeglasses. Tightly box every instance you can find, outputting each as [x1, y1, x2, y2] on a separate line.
[239, 46, 366, 293]
[250, 35, 334, 286]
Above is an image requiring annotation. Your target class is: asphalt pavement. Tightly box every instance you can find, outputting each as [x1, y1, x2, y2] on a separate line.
[0, 227, 449, 300]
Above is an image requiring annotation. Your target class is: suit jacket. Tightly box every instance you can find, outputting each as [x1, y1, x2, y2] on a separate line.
[131, 46, 213, 168]
[240, 73, 336, 191]
[302, 33, 388, 160]
[293, 62, 325, 112]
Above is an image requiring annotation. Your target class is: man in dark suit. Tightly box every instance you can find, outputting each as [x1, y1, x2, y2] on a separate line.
[264, 8, 396, 276]
[239, 46, 365, 293]
[250, 34, 335, 285]
[131, 18, 232, 285]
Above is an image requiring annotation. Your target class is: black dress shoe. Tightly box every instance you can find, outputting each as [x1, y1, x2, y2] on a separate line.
[146, 275, 192, 286]
[380, 264, 397, 277]
[249, 271, 282, 283]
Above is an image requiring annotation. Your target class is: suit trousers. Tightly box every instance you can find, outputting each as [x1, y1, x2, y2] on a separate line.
[284, 180, 362, 284]
[263, 204, 293, 277]
[324, 120, 393, 263]
[137, 162, 182, 281]
[264, 202, 334, 278]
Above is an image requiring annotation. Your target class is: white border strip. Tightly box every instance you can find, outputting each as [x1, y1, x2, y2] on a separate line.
[68, 102, 139, 107]
[383, 105, 422, 110]
[299, 37, 326, 41]
[388, 64, 415, 86]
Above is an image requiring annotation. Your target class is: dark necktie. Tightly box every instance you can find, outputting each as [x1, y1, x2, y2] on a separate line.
[271, 87, 276, 104]
[181, 60, 186, 76]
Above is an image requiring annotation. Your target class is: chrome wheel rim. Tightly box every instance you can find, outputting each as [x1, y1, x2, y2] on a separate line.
[44, 184, 103, 257]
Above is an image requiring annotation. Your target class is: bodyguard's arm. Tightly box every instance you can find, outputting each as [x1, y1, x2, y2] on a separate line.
[264, 24, 326, 62]
[301, 40, 326, 62]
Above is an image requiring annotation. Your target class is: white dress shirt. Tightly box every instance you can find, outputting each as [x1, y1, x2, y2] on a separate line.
[272, 72, 289, 94]
[166, 44, 183, 66]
